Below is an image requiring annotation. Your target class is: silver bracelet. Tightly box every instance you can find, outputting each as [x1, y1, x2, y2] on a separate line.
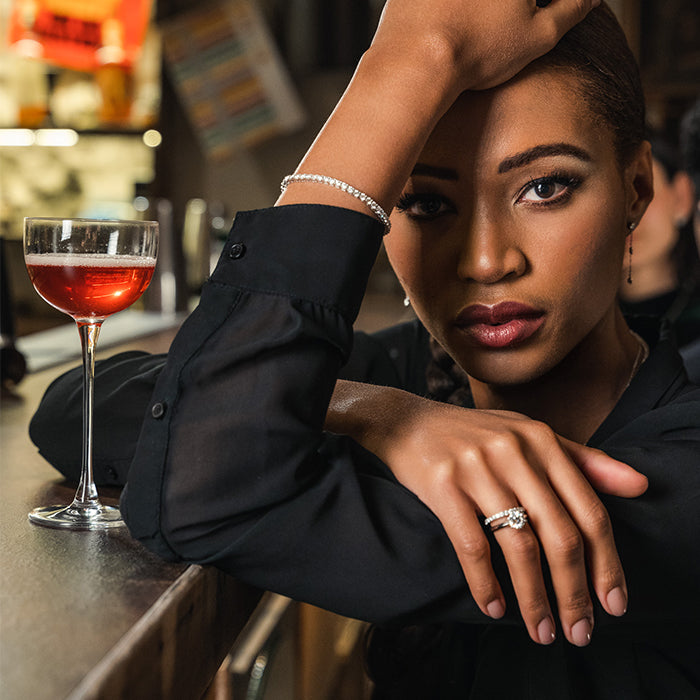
[280, 174, 391, 233]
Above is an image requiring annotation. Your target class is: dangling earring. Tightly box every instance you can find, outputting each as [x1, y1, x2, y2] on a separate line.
[403, 296, 411, 307]
[626, 221, 636, 285]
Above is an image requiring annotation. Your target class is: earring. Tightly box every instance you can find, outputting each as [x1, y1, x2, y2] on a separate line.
[403, 296, 411, 307]
[626, 221, 636, 285]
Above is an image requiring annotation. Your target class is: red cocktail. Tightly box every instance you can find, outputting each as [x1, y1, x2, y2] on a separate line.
[26, 254, 156, 322]
[24, 218, 158, 529]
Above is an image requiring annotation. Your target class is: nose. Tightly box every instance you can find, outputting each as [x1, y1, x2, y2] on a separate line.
[456, 215, 526, 284]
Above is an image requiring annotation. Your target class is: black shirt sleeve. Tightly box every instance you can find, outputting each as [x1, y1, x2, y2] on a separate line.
[29, 351, 168, 486]
[119, 204, 489, 625]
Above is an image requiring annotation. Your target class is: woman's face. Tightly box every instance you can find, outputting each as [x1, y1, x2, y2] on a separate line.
[385, 66, 652, 386]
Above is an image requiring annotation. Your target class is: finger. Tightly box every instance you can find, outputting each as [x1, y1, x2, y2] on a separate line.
[562, 439, 648, 497]
[477, 487, 557, 645]
[547, 468, 629, 619]
[527, 503, 595, 646]
[468, 432, 588, 645]
[536, 0, 602, 36]
[491, 440, 596, 646]
[436, 492, 507, 621]
[518, 441, 625, 632]
[491, 524, 557, 646]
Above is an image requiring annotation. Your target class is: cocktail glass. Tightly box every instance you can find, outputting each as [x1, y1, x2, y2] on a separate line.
[24, 217, 158, 529]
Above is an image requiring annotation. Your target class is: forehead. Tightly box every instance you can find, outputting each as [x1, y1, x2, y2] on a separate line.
[422, 67, 613, 169]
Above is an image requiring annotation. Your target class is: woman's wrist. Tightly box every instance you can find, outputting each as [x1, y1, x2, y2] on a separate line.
[326, 381, 419, 463]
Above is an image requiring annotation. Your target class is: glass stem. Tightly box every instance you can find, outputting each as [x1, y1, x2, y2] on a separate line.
[74, 321, 102, 509]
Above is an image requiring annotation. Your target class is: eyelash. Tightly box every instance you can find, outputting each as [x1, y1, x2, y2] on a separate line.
[516, 172, 583, 206]
[395, 192, 454, 220]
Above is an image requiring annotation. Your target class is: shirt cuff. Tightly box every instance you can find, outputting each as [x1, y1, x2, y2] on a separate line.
[210, 204, 385, 321]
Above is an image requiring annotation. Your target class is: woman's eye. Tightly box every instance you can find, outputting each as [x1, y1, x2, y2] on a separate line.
[519, 175, 580, 205]
[395, 193, 454, 219]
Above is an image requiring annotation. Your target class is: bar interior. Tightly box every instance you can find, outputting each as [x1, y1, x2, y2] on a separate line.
[1, 0, 698, 698]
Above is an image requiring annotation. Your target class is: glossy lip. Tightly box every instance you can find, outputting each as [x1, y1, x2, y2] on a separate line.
[455, 302, 546, 349]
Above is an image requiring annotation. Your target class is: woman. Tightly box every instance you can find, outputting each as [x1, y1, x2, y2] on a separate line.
[618, 130, 699, 350]
[30, 1, 700, 697]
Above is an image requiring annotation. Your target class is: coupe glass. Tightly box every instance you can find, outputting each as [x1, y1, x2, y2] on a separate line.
[24, 218, 158, 529]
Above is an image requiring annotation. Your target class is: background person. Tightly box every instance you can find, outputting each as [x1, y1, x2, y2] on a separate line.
[618, 130, 699, 350]
[680, 96, 700, 381]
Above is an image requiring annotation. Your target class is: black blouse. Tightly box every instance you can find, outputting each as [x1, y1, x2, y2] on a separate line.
[30, 205, 700, 698]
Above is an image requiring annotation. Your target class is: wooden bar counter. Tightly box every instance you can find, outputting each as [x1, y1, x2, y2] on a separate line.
[0, 327, 261, 700]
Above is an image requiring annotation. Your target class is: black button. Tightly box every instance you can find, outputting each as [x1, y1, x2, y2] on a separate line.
[106, 466, 119, 482]
[229, 242, 246, 259]
[151, 401, 167, 419]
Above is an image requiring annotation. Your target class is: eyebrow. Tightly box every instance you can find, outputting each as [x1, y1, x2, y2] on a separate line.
[497, 143, 592, 174]
[410, 163, 459, 180]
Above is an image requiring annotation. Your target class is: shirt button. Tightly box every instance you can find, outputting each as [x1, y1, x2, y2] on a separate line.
[229, 242, 246, 259]
[151, 401, 167, 419]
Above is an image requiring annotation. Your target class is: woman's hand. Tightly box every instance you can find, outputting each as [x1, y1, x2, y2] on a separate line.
[370, 0, 600, 92]
[326, 380, 647, 647]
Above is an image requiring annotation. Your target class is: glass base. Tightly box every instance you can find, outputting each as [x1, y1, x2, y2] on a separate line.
[28, 503, 124, 530]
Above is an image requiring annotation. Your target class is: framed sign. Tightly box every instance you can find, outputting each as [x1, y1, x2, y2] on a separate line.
[8, 0, 153, 70]
[161, 0, 305, 161]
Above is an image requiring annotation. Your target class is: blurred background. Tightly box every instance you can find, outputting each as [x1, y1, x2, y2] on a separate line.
[1, 0, 699, 340]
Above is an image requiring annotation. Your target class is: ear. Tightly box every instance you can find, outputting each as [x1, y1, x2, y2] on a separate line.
[669, 170, 696, 227]
[624, 140, 654, 227]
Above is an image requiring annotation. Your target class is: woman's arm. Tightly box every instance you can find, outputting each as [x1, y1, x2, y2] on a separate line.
[29, 351, 167, 485]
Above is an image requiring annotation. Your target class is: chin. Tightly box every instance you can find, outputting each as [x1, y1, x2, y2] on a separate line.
[455, 348, 559, 389]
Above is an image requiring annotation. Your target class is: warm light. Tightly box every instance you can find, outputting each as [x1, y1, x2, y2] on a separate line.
[12, 39, 43, 59]
[0, 129, 80, 147]
[35, 129, 79, 147]
[142, 129, 162, 148]
[133, 196, 150, 213]
[0, 129, 35, 146]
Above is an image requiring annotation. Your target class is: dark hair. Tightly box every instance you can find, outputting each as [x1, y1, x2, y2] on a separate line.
[645, 127, 700, 294]
[534, 2, 646, 166]
[681, 96, 700, 194]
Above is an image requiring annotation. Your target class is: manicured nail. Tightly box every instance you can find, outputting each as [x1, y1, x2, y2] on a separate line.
[537, 616, 556, 645]
[606, 587, 627, 616]
[571, 619, 592, 647]
[486, 599, 505, 619]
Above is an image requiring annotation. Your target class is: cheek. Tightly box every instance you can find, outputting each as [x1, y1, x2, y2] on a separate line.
[557, 217, 625, 317]
[385, 230, 437, 296]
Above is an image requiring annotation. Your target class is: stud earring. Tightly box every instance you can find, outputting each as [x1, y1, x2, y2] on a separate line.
[626, 221, 636, 285]
[403, 296, 411, 307]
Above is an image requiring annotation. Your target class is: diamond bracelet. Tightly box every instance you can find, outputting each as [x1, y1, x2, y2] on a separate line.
[280, 174, 391, 234]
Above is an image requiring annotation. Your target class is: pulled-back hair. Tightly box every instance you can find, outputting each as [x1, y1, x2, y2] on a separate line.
[534, 2, 646, 166]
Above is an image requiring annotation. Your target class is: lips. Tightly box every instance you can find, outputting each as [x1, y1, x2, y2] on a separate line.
[455, 302, 545, 349]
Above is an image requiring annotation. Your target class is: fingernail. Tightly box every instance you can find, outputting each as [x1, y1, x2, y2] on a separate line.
[537, 616, 556, 645]
[571, 619, 592, 647]
[486, 599, 505, 619]
[606, 587, 627, 617]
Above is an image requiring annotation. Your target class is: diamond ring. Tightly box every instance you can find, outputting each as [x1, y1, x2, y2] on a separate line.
[483, 506, 528, 532]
